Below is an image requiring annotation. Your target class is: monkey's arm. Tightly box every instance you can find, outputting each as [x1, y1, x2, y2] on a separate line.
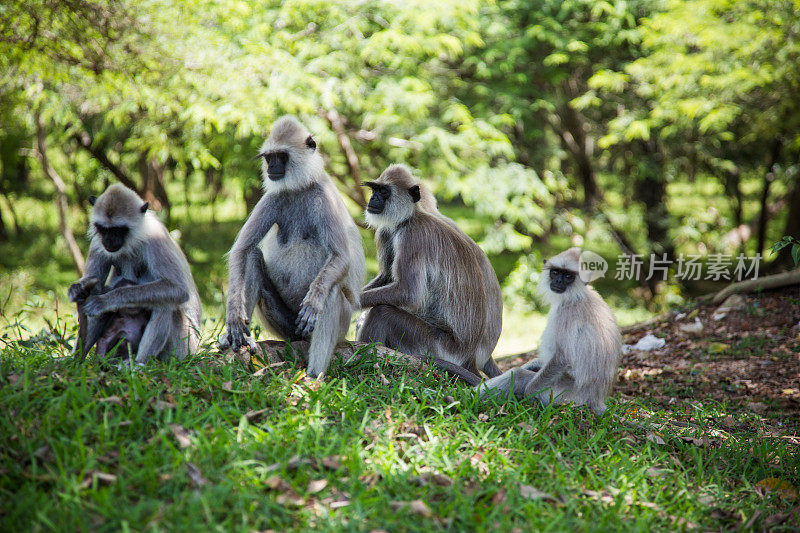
[68, 242, 112, 302]
[363, 230, 394, 291]
[83, 236, 192, 315]
[223, 198, 277, 348]
[360, 243, 424, 309]
[85, 279, 189, 315]
[227, 196, 275, 323]
[296, 251, 349, 336]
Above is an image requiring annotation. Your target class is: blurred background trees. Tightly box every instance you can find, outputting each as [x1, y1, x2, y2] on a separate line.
[1, 0, 798, 347]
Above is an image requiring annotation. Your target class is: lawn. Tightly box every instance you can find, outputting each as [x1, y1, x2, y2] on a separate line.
[2, 315, 798, 530]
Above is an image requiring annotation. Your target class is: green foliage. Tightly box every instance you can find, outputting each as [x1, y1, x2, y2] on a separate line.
[0, 0, 798, 315]
[770, 236, 800, 267]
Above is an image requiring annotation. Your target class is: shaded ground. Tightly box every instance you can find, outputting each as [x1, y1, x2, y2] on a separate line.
[500, 286, 800, 431]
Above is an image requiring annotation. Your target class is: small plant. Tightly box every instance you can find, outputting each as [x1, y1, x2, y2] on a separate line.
[769, 236, 800, 267]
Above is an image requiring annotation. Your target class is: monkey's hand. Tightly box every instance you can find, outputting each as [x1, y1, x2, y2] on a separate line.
[68, 277, 100, 303]
[295, 298, 320, 338]
[82, 294, 109, 316]
[219, 320, 257, 352]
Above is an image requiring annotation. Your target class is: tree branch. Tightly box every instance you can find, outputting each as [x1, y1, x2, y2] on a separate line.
[320, 107, 366, 206]
[72, 128, 139, 192]
[33, 111, 85, 275]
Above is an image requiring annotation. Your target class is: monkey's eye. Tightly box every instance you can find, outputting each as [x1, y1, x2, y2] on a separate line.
[306, 136, 316, 149]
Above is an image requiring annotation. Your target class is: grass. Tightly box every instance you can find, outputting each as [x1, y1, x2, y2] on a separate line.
[2, 325, 798, 531]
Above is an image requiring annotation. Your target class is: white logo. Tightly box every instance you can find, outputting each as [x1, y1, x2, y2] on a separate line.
[579, 250, 607, 283]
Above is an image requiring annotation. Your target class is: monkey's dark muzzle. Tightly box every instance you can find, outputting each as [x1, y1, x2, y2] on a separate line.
[96, 224, 129, 253]
[549, 268, 576, 294]
[364, 181, 388, 214]
[263, 151, 289, 180]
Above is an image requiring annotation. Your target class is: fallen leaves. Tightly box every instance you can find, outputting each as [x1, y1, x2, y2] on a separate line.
[755, 478, 799, 501]
[307, 479, 328, 494]
[80, 470, 117, 489]
[98, 395, 124, 405]
[390, 500, 431, 517]
[185, 462, 208, 488]
[168, 424, 192, 448]
[518, 484, 556, 502]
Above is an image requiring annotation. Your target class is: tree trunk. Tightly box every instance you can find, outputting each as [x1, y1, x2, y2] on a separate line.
[138, 156, 171, 221]
[556, 105, 600, 207]
[756, 140, 782, 255]
[777, 177, 800, 267]
[0, 201, 8, 241]
[35, 112, 85, 275]
[0, 193, 20, 235]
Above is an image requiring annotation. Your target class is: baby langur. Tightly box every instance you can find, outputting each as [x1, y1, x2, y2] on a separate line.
[220, 116, 365, 378]
[68, 184, 202, 365]
[73, 278, 150, 363]
[357, 165, 503, 384]
[477, 248, 621, 414]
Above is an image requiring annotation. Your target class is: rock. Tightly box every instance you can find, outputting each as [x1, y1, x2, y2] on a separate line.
[679, 318, 704, 337]
[624, 333, 666, 353]
[713, 294, 747, 320]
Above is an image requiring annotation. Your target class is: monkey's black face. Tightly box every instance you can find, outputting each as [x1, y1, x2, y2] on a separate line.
[365, 183, 391, 214]
[549, 268, 576, 293]
[265, 151, 289, 180]
[95, 223, 129, 253]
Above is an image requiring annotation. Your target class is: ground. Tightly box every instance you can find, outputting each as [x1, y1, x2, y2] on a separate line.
[1, 288, 799, 531]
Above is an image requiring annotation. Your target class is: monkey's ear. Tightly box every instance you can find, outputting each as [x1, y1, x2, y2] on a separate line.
[306, 135, 316, 150]
[140, 202, 149, 214]
[88, 195, 97, 206]
[408, 185, 421, 203]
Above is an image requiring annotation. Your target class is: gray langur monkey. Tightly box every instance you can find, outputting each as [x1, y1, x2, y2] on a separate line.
[68, 184, 202, 365]
[356, 164, 503, 383]
[477, 247, 621, 414]
[219, 116, 365, 378]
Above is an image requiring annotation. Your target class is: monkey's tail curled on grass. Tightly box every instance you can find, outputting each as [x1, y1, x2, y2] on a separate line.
[404, 353, 482, 386]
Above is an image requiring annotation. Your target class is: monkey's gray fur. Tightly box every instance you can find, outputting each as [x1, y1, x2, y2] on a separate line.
[68, 184, 202, 365]
[477, 247, 621, 414]
[220, 115, 365, 378]
[357, 164, 503, 380]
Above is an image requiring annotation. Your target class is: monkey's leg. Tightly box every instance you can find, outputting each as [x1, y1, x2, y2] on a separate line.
[154, 309, 198, 362]
[481, 358, 504, 378]
[306, 288, 350, 378]
[476, 368, 539, 399]
[357, 305, 482, 383]
[134, 308, 175, 366]
[224, 251, 299, 350]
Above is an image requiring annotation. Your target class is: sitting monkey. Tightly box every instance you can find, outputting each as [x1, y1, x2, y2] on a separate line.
[478, 248, 621, 414]
[357, 164, 503, 381]
[69, 184, 202, 365]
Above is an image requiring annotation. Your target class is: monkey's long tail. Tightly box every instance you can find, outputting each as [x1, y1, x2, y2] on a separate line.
[481, 358, 503, 378]
[409, 354, 482, 387]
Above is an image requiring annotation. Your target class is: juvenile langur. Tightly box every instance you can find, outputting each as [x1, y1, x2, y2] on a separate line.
[477, 247, 621, 414]
[73, 278, 150, 363]
[68, 184, 202, 365]
[357, 165, 503, 382]
[219, 116, 365, 378]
